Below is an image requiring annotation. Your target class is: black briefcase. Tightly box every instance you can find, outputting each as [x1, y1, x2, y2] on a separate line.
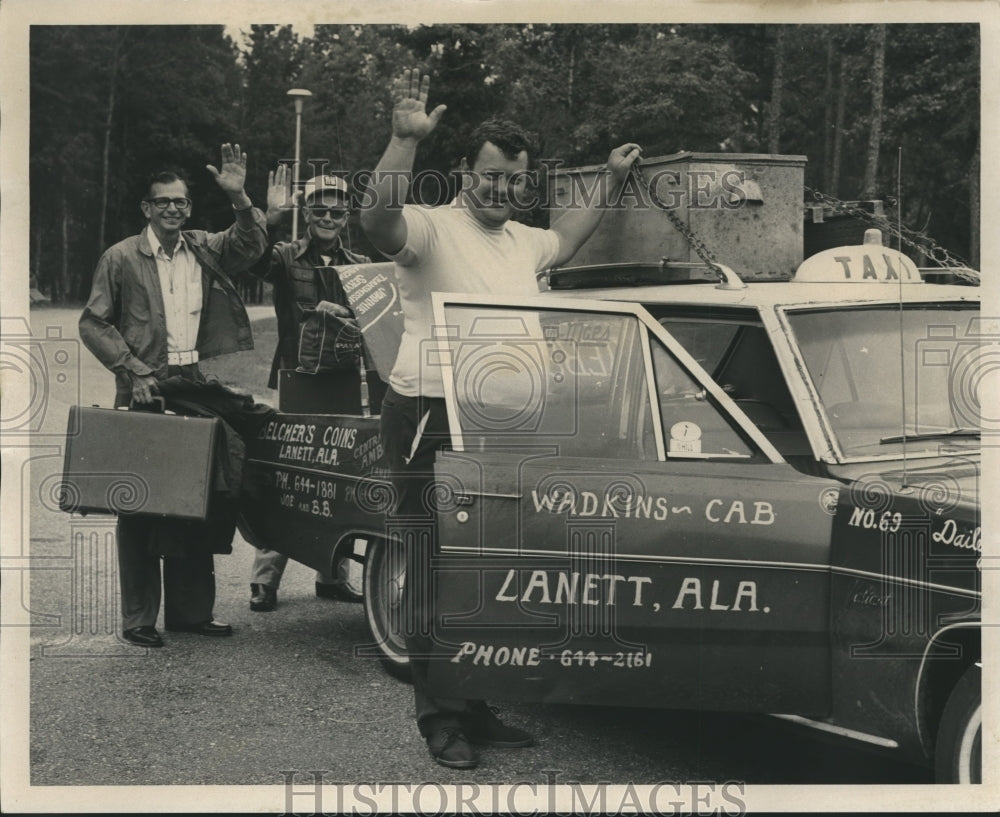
[60, 404, 220, 520]
[278, 368, 387, 415]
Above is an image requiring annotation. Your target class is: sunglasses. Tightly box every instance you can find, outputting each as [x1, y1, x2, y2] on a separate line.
[145, 197, 192, 210]
[306, 205, 349, 219]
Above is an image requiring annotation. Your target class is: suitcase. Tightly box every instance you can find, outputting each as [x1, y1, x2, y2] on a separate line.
[60, 404, 220, 520]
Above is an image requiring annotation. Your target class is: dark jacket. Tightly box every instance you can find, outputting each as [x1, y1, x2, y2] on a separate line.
[79, 213, 268, 404]
[252, 232, 370, 388]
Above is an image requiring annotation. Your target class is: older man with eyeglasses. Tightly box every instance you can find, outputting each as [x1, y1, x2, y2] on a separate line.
[79, 143, 268, 647]
[245, 168, 371, 612]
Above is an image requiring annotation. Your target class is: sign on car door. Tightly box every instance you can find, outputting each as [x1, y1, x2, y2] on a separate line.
[425, 295, 838, 716]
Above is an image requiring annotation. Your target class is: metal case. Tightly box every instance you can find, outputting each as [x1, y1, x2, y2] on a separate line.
[550, 151, 807, 279]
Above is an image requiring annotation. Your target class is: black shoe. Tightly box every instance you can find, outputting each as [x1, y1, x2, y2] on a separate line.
[250, 583, 277, 612]
[165, 620, 233, 637]
[426, 727, 478, 769]
[122, 626, 163, 648]
[464, 703, 534, 748]
[315, 582, 339, 600]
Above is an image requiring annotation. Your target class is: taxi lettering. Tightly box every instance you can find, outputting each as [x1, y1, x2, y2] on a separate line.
[847, 507, 902, 532]
[450, 641, 542, 667]
[672, 577, 762, 612]
[530, 489, 775, 525]
[832, 252, 916, 281]
[793, 241, 922, 283]
[496, 569, 652, 607]
[704, 499, 775, 525]
[531, 488, 671, 520]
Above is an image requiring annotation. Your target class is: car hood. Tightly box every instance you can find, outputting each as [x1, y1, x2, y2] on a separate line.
[828, 455, 981, 515]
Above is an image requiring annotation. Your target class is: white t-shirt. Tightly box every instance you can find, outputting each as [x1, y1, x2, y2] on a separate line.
[387, 200, 560, 398]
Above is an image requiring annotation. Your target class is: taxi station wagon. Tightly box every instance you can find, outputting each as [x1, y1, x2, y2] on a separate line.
[238, 156, 984, 783]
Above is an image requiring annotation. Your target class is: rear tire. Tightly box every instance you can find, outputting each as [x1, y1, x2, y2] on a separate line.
[362, 537, 412, 682]
[935, 664, 981, 783]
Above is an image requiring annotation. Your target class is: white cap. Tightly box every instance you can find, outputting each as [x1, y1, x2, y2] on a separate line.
[303, 175, 348, 202]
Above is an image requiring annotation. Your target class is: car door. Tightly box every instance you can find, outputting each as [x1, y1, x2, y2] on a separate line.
[424, 294, 839, 716]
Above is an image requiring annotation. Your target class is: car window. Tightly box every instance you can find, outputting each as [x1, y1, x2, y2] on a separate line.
[657, 317, 812, 464]
[437, 305, 656, 460]
[649, 340, 754, 459]
[656, 320, 739, 374]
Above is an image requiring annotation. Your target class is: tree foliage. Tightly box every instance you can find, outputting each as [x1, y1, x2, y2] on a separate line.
[28, 22, 980, 302]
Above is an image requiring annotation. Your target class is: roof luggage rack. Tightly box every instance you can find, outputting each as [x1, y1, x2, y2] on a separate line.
[548, 260, 746, 291]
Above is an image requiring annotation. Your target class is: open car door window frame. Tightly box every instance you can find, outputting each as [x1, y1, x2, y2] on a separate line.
[430, 292, 784, 464]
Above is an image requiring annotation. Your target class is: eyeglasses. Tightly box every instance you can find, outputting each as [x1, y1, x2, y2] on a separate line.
[145, 197, 192, 210]
[306, 205, 349, 219]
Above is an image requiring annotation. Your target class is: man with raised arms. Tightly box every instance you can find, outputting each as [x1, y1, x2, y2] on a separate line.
[361, 68, 641, 769]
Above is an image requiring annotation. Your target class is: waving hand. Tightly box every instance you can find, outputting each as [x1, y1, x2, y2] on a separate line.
[391, 69, 447, 142]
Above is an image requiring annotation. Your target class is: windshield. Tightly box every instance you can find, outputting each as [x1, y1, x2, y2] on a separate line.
[786, 305, 982, 458]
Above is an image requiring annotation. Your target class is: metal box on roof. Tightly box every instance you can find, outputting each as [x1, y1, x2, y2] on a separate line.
[549, 152, 807, 280]
[804, 200, 884, 258]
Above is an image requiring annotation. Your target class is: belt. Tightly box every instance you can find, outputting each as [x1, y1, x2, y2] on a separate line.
[167, 350, 199, 366]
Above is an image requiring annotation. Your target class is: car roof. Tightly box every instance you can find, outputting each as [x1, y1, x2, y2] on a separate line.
[549, 280, 980, 310]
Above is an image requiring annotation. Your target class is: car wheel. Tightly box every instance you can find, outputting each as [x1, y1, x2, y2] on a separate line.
[329, 538, 366, 603]
[362, 537, 412, 682]
[934, 664, 981, 783]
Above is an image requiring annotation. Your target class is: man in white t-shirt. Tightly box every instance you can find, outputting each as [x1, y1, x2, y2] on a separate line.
[360, 68, 640, 770]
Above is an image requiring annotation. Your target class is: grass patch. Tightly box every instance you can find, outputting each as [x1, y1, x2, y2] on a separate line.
[199, 313, 278, 400]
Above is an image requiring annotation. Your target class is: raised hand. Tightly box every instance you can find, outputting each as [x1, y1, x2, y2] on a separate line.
[265, 163, 296, 225]
[391, 69, 447, 142]
[206, 142, 248, 196]
[607, 142, 643, 185]
[267, 164, 293, 210]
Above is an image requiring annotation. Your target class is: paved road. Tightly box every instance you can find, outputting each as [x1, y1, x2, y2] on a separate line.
[12, 308, 936, 810]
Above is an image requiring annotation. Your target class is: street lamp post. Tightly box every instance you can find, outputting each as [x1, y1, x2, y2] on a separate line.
[287, 88, 313, 241]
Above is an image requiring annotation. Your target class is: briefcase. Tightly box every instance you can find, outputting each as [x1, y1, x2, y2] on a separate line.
[278, 368, 387, 415]
[60, 404, 220, 520]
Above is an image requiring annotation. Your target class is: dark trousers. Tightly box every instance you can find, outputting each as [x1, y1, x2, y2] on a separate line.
[114, 363, 218, 631]
[379, 387, 480, 737]
[117, 515, 216, 630]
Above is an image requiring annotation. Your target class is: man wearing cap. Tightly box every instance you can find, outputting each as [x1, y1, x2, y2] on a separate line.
[247, 167, 371, 612]
[79, 143, 268, 647]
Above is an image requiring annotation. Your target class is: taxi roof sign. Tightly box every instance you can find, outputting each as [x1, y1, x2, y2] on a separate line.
[793, 229, 923, 284]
